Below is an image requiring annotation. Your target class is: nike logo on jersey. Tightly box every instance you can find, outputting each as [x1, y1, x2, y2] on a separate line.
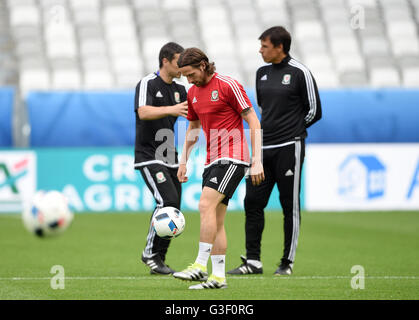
[156, 91, 163, 98]
[260, 74, 267, 81]
[192, 97, 197, 103]
[210, 177, 218, 184]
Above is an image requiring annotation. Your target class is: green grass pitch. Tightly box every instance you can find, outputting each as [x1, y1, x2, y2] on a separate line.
[0, 211, 418, 300]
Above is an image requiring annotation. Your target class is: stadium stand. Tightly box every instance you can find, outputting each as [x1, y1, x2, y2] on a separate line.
[0, 0, 418, 92]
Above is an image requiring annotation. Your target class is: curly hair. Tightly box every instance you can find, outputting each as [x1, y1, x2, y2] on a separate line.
[177, 47, 216, 75]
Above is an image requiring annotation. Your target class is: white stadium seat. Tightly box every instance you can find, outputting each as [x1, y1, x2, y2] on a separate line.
[370, 67, 401, 87]
[80, 39, 107, 57]
[82, 56, 111, 71]
[103, 6, 133, 25]
[294, 21, 324, 41]
[132, 0, 161, 9]
[314, 69, 340, 88]
[402, 67, 419, 87]
[73, 9, 102, 25]
[69, 0, 100, 10]
[116, 73, 141, 88]
[104, 25, 137, 42]
[161, 0, 192, 10]
[335, 54, 365, 73]
[9, 5, 40, 26]
[346, 0, 376, 7]
[112, 57, 143, 74]
[387, 21, 417, 41]
[201, 24, 233, 42]
[84, 70, 114, 90]
[340, 71, 368, 87]
[44, 23, 75, 42]
[197, 6, 228, 24]
[256, 0, 287, 9]
[7, 0, 37, 7]
[304, 54, 334, 71]
[299, 39, 328, 54]
[108, 41, 140, 58]
[330, 36, 360, 56]
[3, 0, 419, 90]
[391, 38, 419, 57]
[361, 37, 390, 57]
[51, 68, 82, 90]
[46, 40, 77, 59]
[20, 68, 50, 94]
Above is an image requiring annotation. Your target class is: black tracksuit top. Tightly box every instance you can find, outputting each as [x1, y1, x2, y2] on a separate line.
[256, 55, 322, 146]
[134, 73, 187, 166]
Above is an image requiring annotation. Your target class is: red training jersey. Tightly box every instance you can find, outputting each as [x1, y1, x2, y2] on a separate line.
[187, 73, 252, 167]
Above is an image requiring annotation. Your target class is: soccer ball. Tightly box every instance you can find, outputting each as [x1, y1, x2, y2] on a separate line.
[152, 206, 185, 239]
[22, 190, 74, 237]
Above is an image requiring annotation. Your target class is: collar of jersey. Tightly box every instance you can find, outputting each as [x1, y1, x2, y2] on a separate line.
[272, 55, 291, 67]
[199, 72, 217, 88]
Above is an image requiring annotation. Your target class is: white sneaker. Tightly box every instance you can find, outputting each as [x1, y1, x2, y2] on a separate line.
[189, 275, 227, 289]
[172, 263, 208, 281]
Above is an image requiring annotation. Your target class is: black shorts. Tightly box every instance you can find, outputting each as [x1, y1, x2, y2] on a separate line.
[202, 161, 247, 206]
[137, 163, 181, 210]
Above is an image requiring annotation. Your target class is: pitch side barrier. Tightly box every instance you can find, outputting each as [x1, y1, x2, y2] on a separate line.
[25, 89, 419, 147]
[306, 89, 419, 143]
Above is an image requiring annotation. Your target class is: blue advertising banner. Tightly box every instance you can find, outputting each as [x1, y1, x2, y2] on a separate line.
[307, 89, 419, 143]
[27, 91, 135, 147]
[0, 87, 14, 147]
[26, 90, 261, 148]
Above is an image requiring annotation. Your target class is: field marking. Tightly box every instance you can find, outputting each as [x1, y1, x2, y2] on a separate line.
[1, 275, 418, 281]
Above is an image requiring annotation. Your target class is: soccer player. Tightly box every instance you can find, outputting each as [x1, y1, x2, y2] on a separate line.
[172, 48, 264, 289]
[134, 42, 188, 275]
[228, 26, 322, 276]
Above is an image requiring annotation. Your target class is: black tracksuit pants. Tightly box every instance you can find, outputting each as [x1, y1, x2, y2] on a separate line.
[138, 163, 181, 261]
[244, 139, 305, 264]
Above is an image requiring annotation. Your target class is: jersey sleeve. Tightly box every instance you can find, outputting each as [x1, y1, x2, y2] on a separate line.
[225, 78, 252, 114]
[135, 78, 154, 110]
[186, 92, 199, 121]
[255, 68, 262, 107]
[298, 69, 322, 128]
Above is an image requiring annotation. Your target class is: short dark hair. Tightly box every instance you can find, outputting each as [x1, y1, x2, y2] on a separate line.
[159, 42, 184, 68]
[259, 26, 291, 54]
[177, 47, 216, 75]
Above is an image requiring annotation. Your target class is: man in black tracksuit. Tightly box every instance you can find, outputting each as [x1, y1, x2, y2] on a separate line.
[228, 26, 322, 276]
[134, 42, 188, 275]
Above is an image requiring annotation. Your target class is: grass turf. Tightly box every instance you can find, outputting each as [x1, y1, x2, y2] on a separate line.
[0, 211, 418, 300]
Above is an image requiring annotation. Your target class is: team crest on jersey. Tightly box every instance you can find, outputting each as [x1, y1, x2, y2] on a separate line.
[282, 74, 291, 85]
[174, 91, 180, 103]
[156, 172, 166, 183]
[211, 90, 219, 101]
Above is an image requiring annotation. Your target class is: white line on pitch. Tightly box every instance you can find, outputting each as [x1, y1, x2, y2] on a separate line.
[0, 276, 418, 281]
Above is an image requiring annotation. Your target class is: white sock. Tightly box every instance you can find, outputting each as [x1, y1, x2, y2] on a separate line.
[195, 242, 212, 267]
[211, 255, 226, 279]
[247, 259, 263, 268]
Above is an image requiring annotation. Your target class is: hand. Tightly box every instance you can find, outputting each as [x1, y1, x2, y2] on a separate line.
[170, 101, 188, 118]
[250, 160, 265, 186]
[177, 164, 188, 183]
